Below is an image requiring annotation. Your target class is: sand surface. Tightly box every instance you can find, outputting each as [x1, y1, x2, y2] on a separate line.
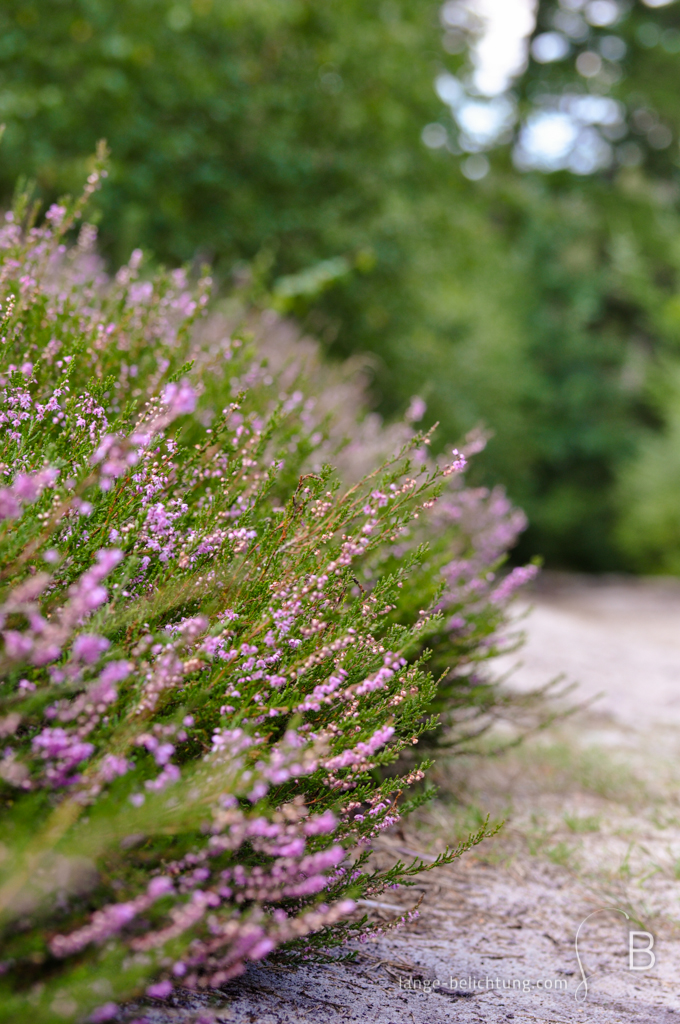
[143, 576, 680, 1023]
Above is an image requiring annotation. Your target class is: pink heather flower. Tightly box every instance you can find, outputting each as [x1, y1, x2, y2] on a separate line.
[82, 662, 131, 710]
[91, 435, 140, 489]
[0, 467, 58, 522]
[98, 660, 133, 686]
[490, 564, 539, 604]
[0, 491, 20, 522]
[249, 938, 275, 960]
[153, 742, 175, 766]
[31, 642, 62, 666]
[304, 810, 337, 835]
[179, 615, 208, 640]
[99, 754, 132, 782]
[95, 548, 124, 575]
[450, 449, 466, 472]
[129, 281, 154, 306]
[248, 781, 268, 802]
[45, 203, 67, 226]
[287, 875, 327, 896]
[302, 846, 344, 872]
[72, 634, 110, 664]
[3, 631, 34, 661]
[145, 764, 181, 791]
[147, 876, 174, 899]
[324, 725, 395, 771]
[146, 980, 173, 999]
[32, 727, 95, 787]
[405, 396, 427, 423]
[32, 728, 93, 762]
[89, 1004, 118, 1023]
[277, 837, 305, 857]
[13, 468, 58, 501]
[162, 380, 197, 417]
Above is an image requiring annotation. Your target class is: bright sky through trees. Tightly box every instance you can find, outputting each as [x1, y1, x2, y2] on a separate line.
[447, 0, 680, 174]
[468, 0, 537, 96]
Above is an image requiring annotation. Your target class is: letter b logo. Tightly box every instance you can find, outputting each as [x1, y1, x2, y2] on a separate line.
[629, 931, 655, 971]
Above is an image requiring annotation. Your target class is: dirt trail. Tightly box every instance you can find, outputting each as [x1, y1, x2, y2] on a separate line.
[497, 573, 680, 729]
[146, 576, 680, 1023]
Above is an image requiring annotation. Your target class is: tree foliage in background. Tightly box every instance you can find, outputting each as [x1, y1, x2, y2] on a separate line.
[4, 0, 680, 569]
[500, 0, 680, 569]
[427, 0, 680, 569]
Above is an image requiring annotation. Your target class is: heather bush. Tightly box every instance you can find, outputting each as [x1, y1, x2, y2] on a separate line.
[0, 163, 537, 1023]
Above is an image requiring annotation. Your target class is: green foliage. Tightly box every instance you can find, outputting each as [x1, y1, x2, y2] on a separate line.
[0, 0, 642, 570]
[506, 0, 680, 572]
[616, 365, 680, 572]
[6, 0, 680, 569]
[0, 171, 535, 1023]
[468, 0, 680, 570]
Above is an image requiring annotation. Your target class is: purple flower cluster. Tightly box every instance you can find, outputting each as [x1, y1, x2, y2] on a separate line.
[324, 725, 395, 771]
[490, 563, 539, 604]
[50, 876, 174, 957]
[32, 727, 94, 787]
[1, 549, 122, 670]
[162, 380, 197, 417]
[0, 467, 58, 522]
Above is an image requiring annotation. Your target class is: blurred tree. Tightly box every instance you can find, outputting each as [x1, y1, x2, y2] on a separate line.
[0, 0, 449, 327]
[4, 0, 680, 569]
[517, 0, 680, 178]
[510, 0, 680, 569]
[504, 0, 680, 570]
[434, 0, 680, 567]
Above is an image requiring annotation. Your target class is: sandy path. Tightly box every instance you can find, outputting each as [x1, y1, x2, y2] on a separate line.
[144, 577, 680, 1023]
[496, 574, 680, 729]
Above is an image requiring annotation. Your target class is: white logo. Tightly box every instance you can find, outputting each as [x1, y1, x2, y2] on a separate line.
[575, 907, 655, 1002]
[629, 931, 655, 971]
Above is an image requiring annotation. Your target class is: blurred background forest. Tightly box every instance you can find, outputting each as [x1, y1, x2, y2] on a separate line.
[2, 0, 680, 572]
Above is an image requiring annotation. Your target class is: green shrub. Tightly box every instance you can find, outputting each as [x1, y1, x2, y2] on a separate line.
[0, 167, 537, 1022]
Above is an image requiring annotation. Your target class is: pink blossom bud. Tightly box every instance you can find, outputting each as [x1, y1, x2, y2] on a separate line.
[89, 1003, 118, 1023]
[95, 548, 124, 575]
[146, 980, 173, 999]
[73, 634, 110, 664]
[147, 876, 174, 899]
[249, 938, 275, 960]
[3, 631, 33, 660]
[162, 380, 197, 417]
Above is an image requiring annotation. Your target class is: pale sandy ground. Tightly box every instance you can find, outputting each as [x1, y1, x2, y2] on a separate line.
[143, 576, 680, 1023]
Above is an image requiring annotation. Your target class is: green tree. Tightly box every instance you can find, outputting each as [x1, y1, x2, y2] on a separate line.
[6, 0, 680, 569]
[436, 0, 680, 567]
